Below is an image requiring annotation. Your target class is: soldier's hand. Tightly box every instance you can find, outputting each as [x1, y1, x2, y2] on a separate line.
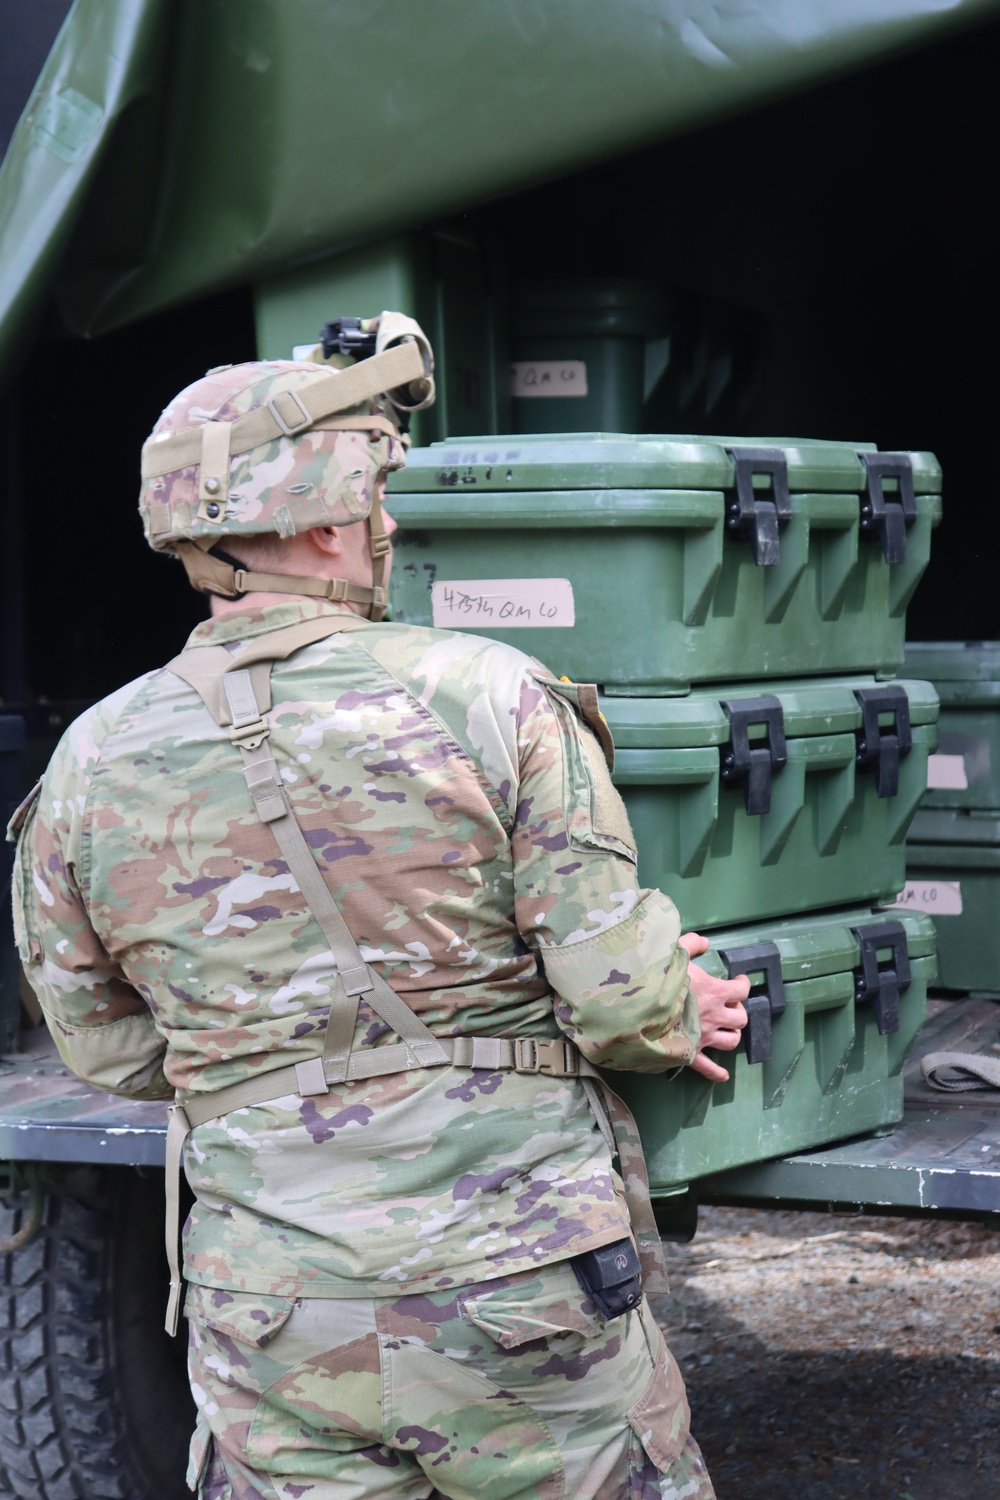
[678, 932, 750, 1083]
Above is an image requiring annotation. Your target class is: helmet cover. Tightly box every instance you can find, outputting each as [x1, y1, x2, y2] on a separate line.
[139, 311, 434, 552]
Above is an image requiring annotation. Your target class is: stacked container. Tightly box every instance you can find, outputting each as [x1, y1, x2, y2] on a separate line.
[895, 642, 1000, 998]
[387, 285, 941, 1191]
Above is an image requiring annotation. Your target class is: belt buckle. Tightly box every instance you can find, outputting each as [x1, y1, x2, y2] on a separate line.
[515, 1038, 577, 1077]
[514, 1037, 540, 1073]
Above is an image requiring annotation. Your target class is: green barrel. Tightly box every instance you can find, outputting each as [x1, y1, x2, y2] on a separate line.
[612, 906, 935, 1194]
[604, 676, 937, 930]
[901, 808, 1000, 996]
[903, 641, 1000, 810]
[387, 432, 941, 693]
[510, 278, 669, 433]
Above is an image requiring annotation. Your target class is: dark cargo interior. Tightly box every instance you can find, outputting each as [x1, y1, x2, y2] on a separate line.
[2, 16, 996, 742]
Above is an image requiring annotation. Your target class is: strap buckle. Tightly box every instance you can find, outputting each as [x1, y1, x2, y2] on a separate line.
[267, 389, 313, 438]
[514, 1037, 579, 1077]
[229, 717, 270, 750]
[370, 532, 392, 559]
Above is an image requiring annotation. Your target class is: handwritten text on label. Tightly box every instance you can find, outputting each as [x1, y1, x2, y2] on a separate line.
[431, 578, 575, 629]
[511, 360, 588, 398]
[890, 880, 963, 916]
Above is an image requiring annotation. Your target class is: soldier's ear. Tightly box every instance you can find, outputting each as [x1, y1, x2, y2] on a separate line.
[305, 525, 345, 558]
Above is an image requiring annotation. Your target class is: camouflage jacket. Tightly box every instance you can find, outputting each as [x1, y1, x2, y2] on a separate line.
[11, 599, 698, 1298]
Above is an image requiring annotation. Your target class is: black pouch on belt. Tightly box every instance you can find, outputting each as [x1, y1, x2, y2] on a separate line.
[571, 1236, 643, 1320]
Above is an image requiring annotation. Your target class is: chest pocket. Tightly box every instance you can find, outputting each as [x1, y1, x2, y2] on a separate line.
[535, 674, 637, 865]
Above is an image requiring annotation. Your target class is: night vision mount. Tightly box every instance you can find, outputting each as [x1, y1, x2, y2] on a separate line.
[321, 317, 378, 361]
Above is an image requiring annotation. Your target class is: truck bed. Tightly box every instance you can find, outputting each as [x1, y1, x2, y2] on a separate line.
[699, 996, 1000, 1220]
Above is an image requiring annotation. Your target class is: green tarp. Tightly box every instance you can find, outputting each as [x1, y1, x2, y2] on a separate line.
[2, 0, 999, 386]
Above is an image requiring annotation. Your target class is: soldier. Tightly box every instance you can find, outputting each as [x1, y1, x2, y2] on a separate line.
[10, 314, 749, 1500]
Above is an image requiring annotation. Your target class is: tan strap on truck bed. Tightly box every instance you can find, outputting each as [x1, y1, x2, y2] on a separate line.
[922, 1050, 1000, 1092]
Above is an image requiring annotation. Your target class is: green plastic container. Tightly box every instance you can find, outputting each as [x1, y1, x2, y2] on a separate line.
[903, 641, 1000, 810]
[510, 278, 669, 434]
[387, 432, 942, 693]
[899, 807, 1000, 996]
[255, 233, 509, 446]
[612, 906, 935, 1193]
[605, 676, 938, 930]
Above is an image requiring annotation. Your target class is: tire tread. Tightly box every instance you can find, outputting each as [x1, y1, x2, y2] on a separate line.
[0, 1169, 157, 1499]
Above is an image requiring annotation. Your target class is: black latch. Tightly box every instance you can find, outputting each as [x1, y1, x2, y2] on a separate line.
[851, 920, 911, 1035]
[858, 453, 916, 564]
[321, 316, 377, 361]
[718, 942, 786, 1065]
[853, 684, 912, 799]
[724, 447, 792, 566]
[720, 696, 787, 816]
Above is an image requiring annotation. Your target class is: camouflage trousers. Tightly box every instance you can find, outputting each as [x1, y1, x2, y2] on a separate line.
[186, 1259, 715, 1500]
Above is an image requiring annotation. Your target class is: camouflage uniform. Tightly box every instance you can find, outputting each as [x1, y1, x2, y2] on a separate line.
[10, 341, 713, 1498]
[186, 1263, 711, 1500]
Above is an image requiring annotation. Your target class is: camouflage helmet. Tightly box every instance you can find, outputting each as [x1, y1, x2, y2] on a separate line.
[139, 312, 434, 620]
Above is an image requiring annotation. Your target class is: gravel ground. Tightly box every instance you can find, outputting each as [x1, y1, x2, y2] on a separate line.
[652, 1206, 1000, 1499]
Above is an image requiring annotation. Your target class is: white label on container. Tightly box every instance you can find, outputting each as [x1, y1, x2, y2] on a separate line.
[926, 753, 969, 790]
[431, 578, 575, 629]
[511, 360, 588, 398]
[890, 880, 963, 916]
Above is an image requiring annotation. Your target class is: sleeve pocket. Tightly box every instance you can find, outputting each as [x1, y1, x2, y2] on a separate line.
[10, 783, 43, 964]
[535, 675, 637, 864]
[6, 779, 41, 842]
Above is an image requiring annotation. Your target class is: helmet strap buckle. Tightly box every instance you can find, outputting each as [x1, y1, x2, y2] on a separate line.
[266, 389, 312, 437]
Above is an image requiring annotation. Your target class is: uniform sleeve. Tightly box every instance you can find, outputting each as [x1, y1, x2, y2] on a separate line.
[510, 671, 700, 1073]
[9, 747, 170, 1102]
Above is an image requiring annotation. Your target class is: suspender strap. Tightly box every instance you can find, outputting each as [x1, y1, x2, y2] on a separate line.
[166, 614, 371, 720]
[222, 666, 449, 1079]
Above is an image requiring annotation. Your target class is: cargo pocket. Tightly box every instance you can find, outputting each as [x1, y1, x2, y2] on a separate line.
[185, 1283, 296, 1347]
[462, 1262, 605, 1349]
[186, 1414, 231, 1497]
[626, 1312, 691, 1472]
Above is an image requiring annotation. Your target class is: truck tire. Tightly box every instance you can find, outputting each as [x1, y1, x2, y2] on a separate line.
[0, 1165, 194, 1499]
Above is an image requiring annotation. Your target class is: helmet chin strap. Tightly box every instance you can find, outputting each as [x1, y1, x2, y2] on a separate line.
[174, 536, 388, 619]
[367, 489, 391, 623]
